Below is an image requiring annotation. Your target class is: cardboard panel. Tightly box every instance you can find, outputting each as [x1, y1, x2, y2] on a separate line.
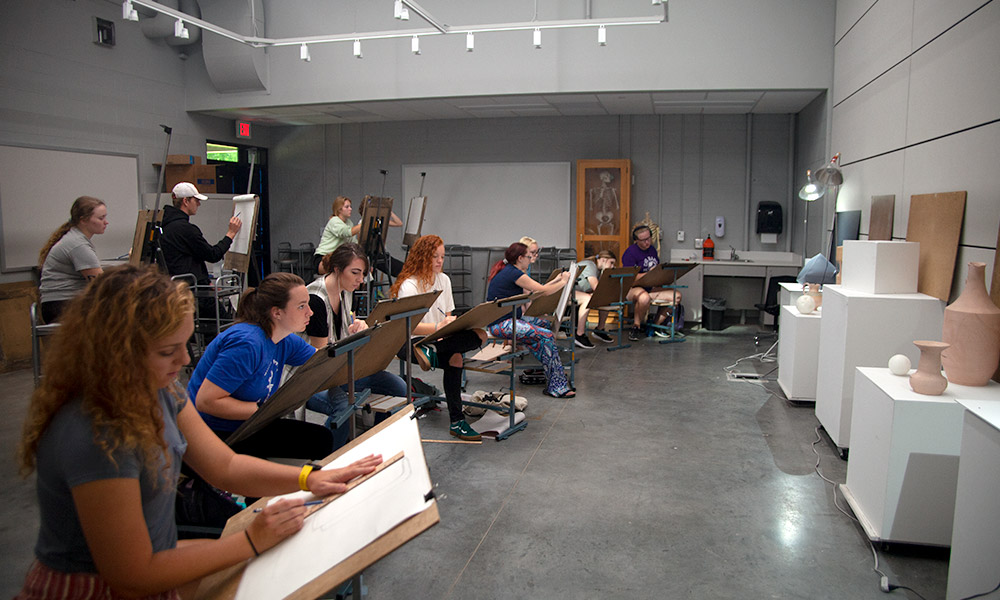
[868, 195, 895, 241]
[906, 191, 967, 301]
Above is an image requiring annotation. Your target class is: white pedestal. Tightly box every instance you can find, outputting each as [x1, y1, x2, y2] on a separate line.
[947, 399, 1000, 599]
[778, 281, 804, 306]
[842, 240, 919, 294]
[814, 285, 944, 451]
[842, 368, 1000, 546]
[777, 305, 821, 401]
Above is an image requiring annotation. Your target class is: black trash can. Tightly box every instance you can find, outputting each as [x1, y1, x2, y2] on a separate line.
[702, 297, 726, 331]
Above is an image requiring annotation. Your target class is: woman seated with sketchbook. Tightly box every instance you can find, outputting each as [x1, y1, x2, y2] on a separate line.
[303, 243, 408, 449]
[486, 242, 575, 398]
[187, 272, 335, 460]
[390, 235, 486, 441]
[16, 265, 380, 600]
[572, 249, 618, 347]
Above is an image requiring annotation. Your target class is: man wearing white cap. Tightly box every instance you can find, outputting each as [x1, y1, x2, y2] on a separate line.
[161, 181, 242, 286]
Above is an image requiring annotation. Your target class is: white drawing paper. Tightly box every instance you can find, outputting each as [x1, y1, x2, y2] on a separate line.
[230, 195, 257, 255]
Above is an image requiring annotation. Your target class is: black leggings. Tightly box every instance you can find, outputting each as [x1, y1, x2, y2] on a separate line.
[403, 330, 483, 422]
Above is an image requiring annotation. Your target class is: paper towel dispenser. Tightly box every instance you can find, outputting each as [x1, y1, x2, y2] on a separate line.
[756, 202, 783, 234]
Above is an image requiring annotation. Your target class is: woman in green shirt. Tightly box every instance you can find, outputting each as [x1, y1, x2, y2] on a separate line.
[313, 196, 360, 275]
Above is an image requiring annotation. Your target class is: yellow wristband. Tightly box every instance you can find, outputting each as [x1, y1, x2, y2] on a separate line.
[298, 465, 314, 491]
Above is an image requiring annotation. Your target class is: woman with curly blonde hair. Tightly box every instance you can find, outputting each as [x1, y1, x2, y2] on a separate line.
[391, 235, 486, 441]
[17, 266, 380, 600]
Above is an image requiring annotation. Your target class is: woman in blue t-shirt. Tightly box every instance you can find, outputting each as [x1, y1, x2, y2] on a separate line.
[17, 266, 381, 600]
[189, 272, 334, 459]
[486, 242, 574, 398]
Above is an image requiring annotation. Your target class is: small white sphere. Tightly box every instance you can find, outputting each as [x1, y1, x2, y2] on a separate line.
[888, 354, 911, 376]
[795, 294, 816, 314]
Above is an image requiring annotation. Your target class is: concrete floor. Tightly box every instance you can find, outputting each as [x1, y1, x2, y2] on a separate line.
[1, 326, 950, 599]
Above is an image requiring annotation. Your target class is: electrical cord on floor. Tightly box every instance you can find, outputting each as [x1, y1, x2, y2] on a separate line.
[811, 427, 931, 600]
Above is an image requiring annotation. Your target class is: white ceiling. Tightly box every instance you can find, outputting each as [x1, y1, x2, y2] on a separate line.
[196, 89, 824, 126]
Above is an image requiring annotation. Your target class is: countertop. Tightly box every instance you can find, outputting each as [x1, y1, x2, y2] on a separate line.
[668, 250, 802, 268]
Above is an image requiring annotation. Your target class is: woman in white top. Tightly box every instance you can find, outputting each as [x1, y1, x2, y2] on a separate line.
[38, 196, 108, 323]
[390, 235, 486, 441]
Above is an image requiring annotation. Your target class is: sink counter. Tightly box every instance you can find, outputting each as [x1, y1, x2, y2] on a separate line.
[669, 250, 802, 268]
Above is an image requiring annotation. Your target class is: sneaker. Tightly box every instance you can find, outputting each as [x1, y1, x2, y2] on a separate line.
[652, 328, 671, 338]
[592, 329, 614, 343]
[574, 333, 595, 349]
[627, 326, 643, 341]
[450, 419, 482, 441]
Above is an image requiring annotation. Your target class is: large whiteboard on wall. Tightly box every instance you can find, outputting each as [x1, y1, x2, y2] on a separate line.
[0, 145, 139, 272]
[402, 162, 571, 247]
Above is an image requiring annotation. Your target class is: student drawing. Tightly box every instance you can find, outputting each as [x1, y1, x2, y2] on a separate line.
[37, 196, 108, 323]
[16, 265, 380, 600]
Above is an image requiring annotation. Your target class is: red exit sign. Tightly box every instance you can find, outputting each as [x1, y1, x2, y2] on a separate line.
[236, 121, 251, 139]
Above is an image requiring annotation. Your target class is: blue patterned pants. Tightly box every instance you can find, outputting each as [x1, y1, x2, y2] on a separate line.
[487, 316, 570, 396]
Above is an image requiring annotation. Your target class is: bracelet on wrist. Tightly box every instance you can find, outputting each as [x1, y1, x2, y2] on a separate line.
[244, 530, 260, 557]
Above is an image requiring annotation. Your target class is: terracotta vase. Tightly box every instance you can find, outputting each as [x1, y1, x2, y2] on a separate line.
[910, 341, 949, 395]
[807, 283, 823, 309]
[941, 262, 1000, 386]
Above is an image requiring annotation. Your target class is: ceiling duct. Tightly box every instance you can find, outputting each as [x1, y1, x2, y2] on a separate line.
[199, 0, 268, 93]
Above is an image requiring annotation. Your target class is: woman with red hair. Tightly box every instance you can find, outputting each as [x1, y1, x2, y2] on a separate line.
[391, 235, 486, 440]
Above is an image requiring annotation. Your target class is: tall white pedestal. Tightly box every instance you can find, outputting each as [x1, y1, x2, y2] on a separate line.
[841, 368, 1000, 546]
[777, 305, 821, 401]
[814, 286, 944, 452]
[778, 281, 805, 307]
[947, 399, 1000, 599]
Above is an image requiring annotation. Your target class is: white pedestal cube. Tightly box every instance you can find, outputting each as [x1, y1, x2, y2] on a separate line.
[814, 285, 944, 451]
[947, 399, 1000, 599]
[778, 281, 804, 307]
[777, 305, 821, 401]
[841, 240, 919, 294]
[840, 368, 999, 546]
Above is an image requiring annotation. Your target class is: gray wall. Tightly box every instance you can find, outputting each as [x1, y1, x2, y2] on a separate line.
[0, 0, 265, 283]
[268, 113, 794, 273]
[830, 0, 1000, 298]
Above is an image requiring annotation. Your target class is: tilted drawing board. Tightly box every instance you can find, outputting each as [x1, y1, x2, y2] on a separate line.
[629, 262, 695, 290]
[364, 290, 441, 327]
[417, 292, 538, 347]
[358, 196, 393, 257]
[224, 194, 259, 275]
[868, 195, 895, 241]
[223, 331, 365, 447]
[195, 405, 439, 600]
[403, 196, 426, 247]
[523, 268, 566, 318]
[587, 266, 639, 309]
[905, 191, 967, 301]
[129, 209, 162, 266]
[318, 309, 428, 392]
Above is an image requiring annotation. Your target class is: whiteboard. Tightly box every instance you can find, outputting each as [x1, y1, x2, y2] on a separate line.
[0, 145, 140, 272]
[402, 162, 571, 247]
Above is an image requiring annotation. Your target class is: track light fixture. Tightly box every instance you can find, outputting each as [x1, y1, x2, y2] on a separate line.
[122, 0, 138, 21]
[466, 32, 474, 52]
[411, 35, 420, 54]
[299, 43, 311, 62]
[173, 18, 189, 39]
[598, 25, 607, 46]
[533, 28, 542, 49]
[353, 39, 363, 58]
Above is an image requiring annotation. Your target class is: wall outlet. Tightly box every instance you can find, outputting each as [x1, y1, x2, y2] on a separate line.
[694, 238, 704, 249]
[676, 230, 685, 242]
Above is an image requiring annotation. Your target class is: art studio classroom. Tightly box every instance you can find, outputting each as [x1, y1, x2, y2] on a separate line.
[1, 1, 999, 599]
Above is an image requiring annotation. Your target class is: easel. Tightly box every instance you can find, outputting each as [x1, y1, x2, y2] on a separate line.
[358, 195, 394, 315]
[421, 293, 539, 439]
[523, 266, 578, 387]
[403, 172, 427, 250]
[586, 266, 638, 352]
[363, 291, 440, 408]
[633, 262, 694, 344]
[131, 124, 173, 268]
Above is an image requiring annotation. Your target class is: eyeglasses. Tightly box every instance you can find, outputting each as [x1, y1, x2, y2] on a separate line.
[635, 236, 651, 243]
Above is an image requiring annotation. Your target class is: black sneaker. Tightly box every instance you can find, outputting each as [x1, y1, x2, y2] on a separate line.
[592, 330, 614, 343]
[627, 327, 643, 341]
[574, 333, 595, 349]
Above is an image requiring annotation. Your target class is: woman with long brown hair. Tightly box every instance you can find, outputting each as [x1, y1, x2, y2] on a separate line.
[37, 196, 108, 323]
[390, 235, 486, 441]
[17, 265, 380, 600]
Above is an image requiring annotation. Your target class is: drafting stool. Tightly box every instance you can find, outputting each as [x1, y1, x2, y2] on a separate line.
[274, 241, 299, 276]
[31, 302, 60, 387]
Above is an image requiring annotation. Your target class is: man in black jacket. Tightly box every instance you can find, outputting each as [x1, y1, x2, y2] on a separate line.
[161, 182, 242, 333]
